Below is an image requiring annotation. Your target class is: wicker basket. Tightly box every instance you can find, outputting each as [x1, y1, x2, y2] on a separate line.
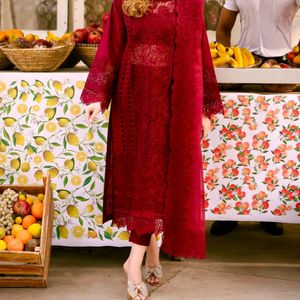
[262, 84, 298, 93]
[1, 44, 75, 72]
[218, 55, 262, 90]
[60, 47, 81, 68]
[0, 47, 14, 70]
[75, 44, 98, 68]
[287, 60, 300, 68]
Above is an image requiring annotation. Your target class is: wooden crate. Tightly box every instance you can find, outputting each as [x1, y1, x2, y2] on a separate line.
[0, 175, 53, 287]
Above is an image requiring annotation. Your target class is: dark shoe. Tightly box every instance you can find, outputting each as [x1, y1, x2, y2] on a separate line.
[260, 222, 283, 236]
[210, 221, 238, 236]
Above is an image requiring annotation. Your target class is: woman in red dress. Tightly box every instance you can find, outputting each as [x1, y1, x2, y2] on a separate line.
[81, 0, 224, 299]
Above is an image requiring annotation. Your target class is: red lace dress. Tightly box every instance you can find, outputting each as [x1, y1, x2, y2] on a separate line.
[81, 0, 224, 259]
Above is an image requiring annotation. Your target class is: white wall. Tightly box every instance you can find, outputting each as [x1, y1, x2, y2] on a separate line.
[292, 10, 300, 46]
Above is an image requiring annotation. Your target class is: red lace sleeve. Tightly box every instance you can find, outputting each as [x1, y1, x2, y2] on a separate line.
[201, 24, 224, 119]
[80, 0, 126, 112]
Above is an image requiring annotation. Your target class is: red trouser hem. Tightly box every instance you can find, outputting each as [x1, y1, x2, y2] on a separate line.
[129, 230, 152, 246]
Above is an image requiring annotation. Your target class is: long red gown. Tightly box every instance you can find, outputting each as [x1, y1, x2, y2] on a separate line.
[81, 0, 224, 259]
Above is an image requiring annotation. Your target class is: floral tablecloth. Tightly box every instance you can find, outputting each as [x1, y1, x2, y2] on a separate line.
[0, 71, 299, 247]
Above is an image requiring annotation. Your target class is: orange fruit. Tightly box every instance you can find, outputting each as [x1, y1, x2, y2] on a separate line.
[22, 215, 37, 229]
[31, 202, 43, 219]
[16, 230, 32, 244]
[293, 54, 300, 65]
[3, 235, 14, 244]
[11, 224, 24, 237]
[7, 238, 24, 251]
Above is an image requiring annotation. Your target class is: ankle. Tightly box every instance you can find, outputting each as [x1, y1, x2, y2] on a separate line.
[145, 262, 160, 268]
[127, 263, 142, 284]
[145, 257, 160, 268]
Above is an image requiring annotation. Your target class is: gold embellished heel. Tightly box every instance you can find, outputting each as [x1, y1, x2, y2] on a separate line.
[127, 281, 149, 300]
[144, 265, 163, 285]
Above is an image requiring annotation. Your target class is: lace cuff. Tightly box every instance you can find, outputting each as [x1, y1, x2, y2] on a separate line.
[80, 59, 115, 112]
[80, 87, 111, 112]
[80, 0, 125, 112]
[202, 67, 224, 119]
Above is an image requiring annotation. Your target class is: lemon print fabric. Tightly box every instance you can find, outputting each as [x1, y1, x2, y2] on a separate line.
[0, 76, 132, 246]
[0, 81, 6, 92]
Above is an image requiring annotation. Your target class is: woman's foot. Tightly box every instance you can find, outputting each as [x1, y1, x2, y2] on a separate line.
[144, 264, 163, 285]
[144, 234, 162, 285]
[124, 243, 148, 299]
[127, 281, 148, 300]
[125, 261, 148, 299]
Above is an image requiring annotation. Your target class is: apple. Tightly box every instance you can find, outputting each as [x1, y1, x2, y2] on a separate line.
[96, 26, 104, 34]
[13, 37, 32, 48]
[13, 200, 31, 217]
[87, 30, 102, 44]
[102, 13, 110, 27]
[31, 39, 52, 48]
[279, 63, 291, 68]
[287, 51, 296, 62]
[85, 24, 98, 34]
[271, 64, 281, 68]
[264, 59, 278, 66]
[71, 28, 88, 44]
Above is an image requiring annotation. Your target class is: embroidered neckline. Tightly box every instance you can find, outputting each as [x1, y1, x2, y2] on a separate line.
[151, 1, 175, 14]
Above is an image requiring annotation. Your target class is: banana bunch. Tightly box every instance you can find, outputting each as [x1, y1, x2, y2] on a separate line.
[46, 31, 72, 42]
[210, 42, 255, 68]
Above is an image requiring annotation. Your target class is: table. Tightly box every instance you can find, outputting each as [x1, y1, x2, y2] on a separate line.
[0, 68, 299, 247]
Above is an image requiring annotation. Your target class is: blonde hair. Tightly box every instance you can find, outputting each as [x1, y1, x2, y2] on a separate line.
[122, 0, 151, 18]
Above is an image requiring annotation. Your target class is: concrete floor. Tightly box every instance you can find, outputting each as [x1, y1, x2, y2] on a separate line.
[0, 222, 299, 300]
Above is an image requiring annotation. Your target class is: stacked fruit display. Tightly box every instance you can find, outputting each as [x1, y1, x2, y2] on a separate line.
[0, 29, 25, 44]
[287, 40, 300, 67]
[0, 29, 73, 49]
[210, 42, 257, 68]
[0, 189, 44, 252]
[260, 59, 291, 69]
[72, 12, 110, 44]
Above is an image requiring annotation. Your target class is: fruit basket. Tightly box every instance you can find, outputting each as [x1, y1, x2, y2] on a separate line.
[287, 60, 300, 68]
[262, 84, 299, 93]
[218, 55, 262, 90]
[75, 44, 98, 68]
[0, 174, 53, 288]
[60, 47, 81, 68]
[0, 47, 14, 70]
[1, 44, 75, 72]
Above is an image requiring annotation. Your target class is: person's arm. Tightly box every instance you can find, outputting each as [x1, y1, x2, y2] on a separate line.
[216, 8, 238, 46]
[80, 0, 126, 112]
